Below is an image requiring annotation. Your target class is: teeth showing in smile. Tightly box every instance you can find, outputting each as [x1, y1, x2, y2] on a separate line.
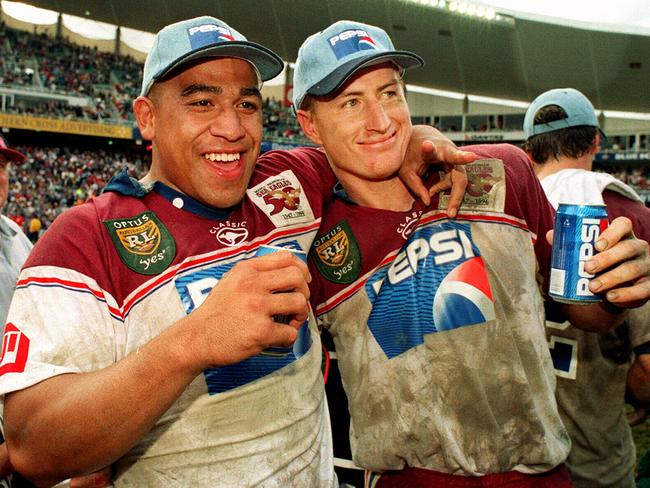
[203, 152, 241, 162]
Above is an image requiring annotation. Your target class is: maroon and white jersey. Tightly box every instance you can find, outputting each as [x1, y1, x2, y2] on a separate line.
[0, 148, 336, 487]
[542, 169, 650, 488]
[310, 144, 570, 476]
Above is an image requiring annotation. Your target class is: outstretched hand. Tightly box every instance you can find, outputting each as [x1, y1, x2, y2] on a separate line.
[400, 126, 477, 216]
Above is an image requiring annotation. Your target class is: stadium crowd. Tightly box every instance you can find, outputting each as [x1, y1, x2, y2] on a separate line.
[3, 145, 149, 240]
[0, 21, 141, 120]
[604, 167, 650, 190]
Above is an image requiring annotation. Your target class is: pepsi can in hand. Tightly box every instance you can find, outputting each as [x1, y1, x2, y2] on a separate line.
[549, 203, 609, 304]
[256, 245, 308, 357]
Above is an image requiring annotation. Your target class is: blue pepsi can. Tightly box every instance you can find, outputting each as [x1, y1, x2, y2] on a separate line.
[549, 203, 609, 304]
[256, 244, 308, 357]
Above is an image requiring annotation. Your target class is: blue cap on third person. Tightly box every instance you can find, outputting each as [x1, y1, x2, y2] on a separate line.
[523, 88, 603, 139]
[140, 16, 284, 96]
[292, 20, 424, 111]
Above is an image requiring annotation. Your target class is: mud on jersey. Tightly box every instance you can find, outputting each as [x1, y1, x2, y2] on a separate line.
[311, 144, 570, 476]
[0, 148, 336, 487]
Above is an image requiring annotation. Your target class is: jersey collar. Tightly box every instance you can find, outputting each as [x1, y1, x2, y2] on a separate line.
[103, 167, 233, 220]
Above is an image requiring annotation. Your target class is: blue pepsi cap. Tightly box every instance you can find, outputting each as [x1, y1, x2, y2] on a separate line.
[524, 88, 603, 139]
[293, 20, 424, 110]
[140, 16, 284, 96]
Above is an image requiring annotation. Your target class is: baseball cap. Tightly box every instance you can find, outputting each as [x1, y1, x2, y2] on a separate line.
[292, 20, 424, 110]
[140, 16, 284, 96]
[523, 88, 602, 139]
[0, 136, 25, 163]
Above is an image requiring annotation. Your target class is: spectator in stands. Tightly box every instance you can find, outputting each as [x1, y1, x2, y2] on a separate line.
[523, 87, 650, 488]
[27, 212, 41, 243]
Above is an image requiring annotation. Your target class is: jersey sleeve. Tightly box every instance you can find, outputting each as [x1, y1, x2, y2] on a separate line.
[603, 190, 650, 243]
[0, 203, 121, 395]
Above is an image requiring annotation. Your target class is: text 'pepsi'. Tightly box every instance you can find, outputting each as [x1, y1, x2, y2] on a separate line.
[549, 203, 609, 304]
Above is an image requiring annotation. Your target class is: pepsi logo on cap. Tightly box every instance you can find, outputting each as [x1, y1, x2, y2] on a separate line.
[328, 29, 378, 59]
[187, 24, 235, 49]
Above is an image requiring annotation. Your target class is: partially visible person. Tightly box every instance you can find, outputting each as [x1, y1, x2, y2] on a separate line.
[26, 213, 41, 243]
[293, 20, 650, 487]
[0, 136, 31, 486]
[0, 136, 32, 328]
[524, 87, 650, 488]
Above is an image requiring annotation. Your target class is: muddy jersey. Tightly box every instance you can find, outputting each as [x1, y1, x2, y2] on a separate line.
[310, 144, 569, 476]
[0, 147, 336, 487]
[543, 172, 650, 488]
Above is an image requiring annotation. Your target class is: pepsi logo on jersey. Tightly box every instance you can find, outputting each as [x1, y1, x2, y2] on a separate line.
[433, 256, 495, 331]
[364, 222, 495, 359]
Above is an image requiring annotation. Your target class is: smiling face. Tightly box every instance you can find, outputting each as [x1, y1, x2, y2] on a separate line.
[134, 57, 263, 209]
[297, 64, 412, 190]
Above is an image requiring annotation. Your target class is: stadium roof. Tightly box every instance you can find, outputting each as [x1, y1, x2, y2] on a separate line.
[13, 0, 650, 113]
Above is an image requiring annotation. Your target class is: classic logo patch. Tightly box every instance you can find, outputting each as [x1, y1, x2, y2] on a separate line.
[311, 220, 361, 284]
[105, 211, 176, 275]
[398, 211, 421, 240]
[247, 170, 315, 227]
[438, 158, 505, 212]
[0, 323, 30, 375]
[210, 221, 249, 247]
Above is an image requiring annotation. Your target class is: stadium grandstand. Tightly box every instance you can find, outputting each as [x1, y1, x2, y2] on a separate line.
[1, 0, 650, 240]
[1, 1, 650, 486]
